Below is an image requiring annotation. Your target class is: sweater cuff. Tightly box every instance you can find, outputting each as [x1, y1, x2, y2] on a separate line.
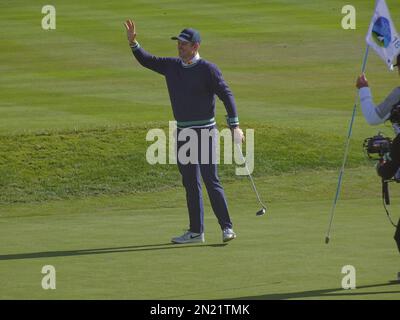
[130, 41, 141, 51]
[226, 115, 239, 128]
[359, 86, 371, 101]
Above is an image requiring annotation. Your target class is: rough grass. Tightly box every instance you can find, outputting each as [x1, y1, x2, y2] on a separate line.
[0, 122, 369, 203]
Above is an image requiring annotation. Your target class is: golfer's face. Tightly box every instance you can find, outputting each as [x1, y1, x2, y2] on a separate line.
[177, 40, 195, 60]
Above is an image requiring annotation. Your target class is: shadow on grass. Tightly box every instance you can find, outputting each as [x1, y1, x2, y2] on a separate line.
[0, 243, 227, 261]
[234, 281, 400, 300]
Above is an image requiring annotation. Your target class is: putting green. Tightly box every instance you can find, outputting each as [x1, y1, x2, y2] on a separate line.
[0, 168, 399, 299]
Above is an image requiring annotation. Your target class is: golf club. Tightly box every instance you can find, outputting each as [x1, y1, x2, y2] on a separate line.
[236, 144, 267, 216]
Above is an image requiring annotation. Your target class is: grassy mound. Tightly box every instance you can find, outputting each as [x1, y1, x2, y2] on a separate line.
[0, 122, 367, 203]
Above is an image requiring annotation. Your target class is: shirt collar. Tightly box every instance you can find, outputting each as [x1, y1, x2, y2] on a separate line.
[181, 52, 201, 67]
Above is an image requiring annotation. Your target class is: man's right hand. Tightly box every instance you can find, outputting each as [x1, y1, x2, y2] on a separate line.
[356, 74, 369, 89]
[124, 19, 137, 45]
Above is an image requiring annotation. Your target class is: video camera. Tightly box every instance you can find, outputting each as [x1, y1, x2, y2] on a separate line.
[363, 133, 392, 160]
[362, 105, 400, 159]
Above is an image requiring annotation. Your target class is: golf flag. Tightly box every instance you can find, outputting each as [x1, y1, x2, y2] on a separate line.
[366, 0, 400, 69]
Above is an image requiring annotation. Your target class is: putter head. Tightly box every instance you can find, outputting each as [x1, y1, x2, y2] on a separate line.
[256, 207, 266, 216]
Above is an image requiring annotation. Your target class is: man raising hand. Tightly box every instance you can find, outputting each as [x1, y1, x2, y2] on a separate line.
[125, 19, 243, 244]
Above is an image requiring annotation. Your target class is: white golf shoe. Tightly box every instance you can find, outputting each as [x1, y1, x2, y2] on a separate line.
[171, 231, 205, 244]
[223, 228, 236, 242]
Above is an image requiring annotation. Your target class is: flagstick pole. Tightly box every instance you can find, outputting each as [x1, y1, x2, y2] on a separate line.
[361, 45, 370, 73]
[325, 45, 370, 244]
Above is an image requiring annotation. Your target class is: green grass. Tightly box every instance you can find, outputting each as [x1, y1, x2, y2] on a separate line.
[1, 169, 399, 299]
[0, 122, 369, 203]
[1, 0, 400, 135]
[1, 0, 400, 299]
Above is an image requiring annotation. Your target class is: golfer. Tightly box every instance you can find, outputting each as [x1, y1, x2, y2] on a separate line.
[356, 55, 400, 179]
[124, 19, 244, 244]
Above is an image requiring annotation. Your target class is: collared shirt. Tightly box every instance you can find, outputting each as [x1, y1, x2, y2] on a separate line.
[181, 53, 201, 67]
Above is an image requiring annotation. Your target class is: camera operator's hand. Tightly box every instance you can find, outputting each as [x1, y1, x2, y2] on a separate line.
[356, 74, 369, 89]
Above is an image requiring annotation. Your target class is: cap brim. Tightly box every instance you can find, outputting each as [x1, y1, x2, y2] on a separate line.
[171, 36, 190, 42]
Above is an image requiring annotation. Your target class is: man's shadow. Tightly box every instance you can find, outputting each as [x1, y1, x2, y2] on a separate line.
[234, 282, 400, 300]
[0, 243, 227, 261]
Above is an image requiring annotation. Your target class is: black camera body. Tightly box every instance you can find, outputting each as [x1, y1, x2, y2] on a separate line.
[362, 105, 400, 160]
[363, 133, 392, 160]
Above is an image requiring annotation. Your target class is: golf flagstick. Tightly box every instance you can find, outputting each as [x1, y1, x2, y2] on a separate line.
[325, 45, 370, 244]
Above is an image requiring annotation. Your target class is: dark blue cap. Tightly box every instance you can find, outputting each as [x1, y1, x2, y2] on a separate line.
[171, 28, 201, 43]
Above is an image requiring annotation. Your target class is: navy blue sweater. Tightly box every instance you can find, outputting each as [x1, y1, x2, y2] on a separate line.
[131, 43, 239, 128]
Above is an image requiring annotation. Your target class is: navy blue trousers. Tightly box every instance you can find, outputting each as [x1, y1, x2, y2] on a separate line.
[176, 126, 233, 234]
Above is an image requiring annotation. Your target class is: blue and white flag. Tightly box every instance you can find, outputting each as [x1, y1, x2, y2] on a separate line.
[366, 0, 400, 69]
